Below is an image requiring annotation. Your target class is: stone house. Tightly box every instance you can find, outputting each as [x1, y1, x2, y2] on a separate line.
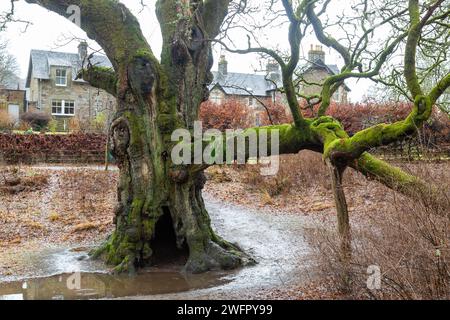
[297, 45, 350, 104]
[208, 55, 283, 126]
[25, 42, 116, 131]
[0, 88, 26, 125]
[208, 48, 350, 126]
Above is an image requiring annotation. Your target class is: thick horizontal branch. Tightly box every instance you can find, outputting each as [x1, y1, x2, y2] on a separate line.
[351, 153, 448, 211]
[25, 0, 156, 69]
[185, 122, 317, 172]
[179, 121, 440, 207]
[77, 66, 117, 97]
[320, 95, 432, 162]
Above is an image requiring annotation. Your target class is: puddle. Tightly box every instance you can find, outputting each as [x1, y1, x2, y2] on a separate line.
[0, 271, 229, 300]
[0, 182, 315, 300]
[0, 245, 230, 300]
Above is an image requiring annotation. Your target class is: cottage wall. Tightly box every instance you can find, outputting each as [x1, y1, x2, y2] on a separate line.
[28, 66, 115, 131]
[0, 89, 26, 124]
[299, 68, 348, 104]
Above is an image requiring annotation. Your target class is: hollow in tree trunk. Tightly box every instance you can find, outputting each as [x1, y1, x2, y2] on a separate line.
[20, 0, 256, 273]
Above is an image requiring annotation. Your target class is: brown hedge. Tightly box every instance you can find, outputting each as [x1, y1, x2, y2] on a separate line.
[0, 133, 107, 163]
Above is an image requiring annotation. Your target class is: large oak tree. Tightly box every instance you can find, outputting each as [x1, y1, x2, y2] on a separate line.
[20, 0, 449, 274]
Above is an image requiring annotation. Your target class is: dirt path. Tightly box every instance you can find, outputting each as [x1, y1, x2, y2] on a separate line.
[0, 166, 318, 299]
[148, 195, 318, 300]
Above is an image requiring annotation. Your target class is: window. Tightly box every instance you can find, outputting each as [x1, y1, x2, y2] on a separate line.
[55, 69, 67, 86]
[52, 100, 75, 116]
[210, 91, 222, 104]
[64, 100, 75, 115]
[52, 100, 62, 114]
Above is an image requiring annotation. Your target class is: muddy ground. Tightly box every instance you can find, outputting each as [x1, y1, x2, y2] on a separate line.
[0, 154, 448, 300]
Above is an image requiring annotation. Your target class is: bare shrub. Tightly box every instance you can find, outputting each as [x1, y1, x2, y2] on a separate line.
[69, 117, 81, 133]
[17, 120, 32, 131]
[308, 161, 450, 300]
[239, 151, 337, 198]
[241, 160, 292, 197]
[200, 99, 252, 130]
[91, 112, 108, 133]
[259, 102, 293, 125]
[20, 111, 51, 131]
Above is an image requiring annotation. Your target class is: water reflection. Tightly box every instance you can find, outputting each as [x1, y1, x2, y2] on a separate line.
[0, 271, 228, 300]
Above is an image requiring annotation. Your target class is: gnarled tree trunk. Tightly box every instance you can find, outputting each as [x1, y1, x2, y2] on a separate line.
[90, 1, 251, 273]
[25, 0, 250, 273]
[24, 0, 448, 275]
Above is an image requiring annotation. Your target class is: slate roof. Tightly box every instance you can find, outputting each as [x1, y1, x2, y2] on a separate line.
[298, 59, 340, 75]
[25, 49, 113, 88]
[209, 58, 348, 98]
[209, 71, 277, 97]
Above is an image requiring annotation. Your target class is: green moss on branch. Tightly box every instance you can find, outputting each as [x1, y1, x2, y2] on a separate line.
[317, 96, 432, 163]
[351, 153, 447, 210]
[80, 66, 117, 96]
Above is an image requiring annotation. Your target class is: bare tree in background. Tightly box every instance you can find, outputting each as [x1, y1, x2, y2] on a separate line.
[0, 38, 20, 89]
[215, 0, 449, 273]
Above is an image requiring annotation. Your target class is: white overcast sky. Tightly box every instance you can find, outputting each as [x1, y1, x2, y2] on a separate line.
[0, 0, 372, 101]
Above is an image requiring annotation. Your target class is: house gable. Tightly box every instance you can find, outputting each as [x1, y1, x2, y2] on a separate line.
[24, 46, 117, 131]
[25, 49, 113, 89]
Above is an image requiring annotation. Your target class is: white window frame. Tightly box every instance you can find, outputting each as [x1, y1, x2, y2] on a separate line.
[52, 99, 75, 116]
[210, 91, 222, 105]
[55, 68, 67, 87]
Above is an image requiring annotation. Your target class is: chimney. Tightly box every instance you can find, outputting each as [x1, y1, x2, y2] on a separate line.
[266, 59, 280, 82]
[308, 44, 325, 64]
[78, 41, 88, 63]
[218, 55, 228, 76]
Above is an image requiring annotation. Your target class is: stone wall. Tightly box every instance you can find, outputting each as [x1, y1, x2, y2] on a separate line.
[0, 89, 26, 118]
[208, 88, 289, 126]
[299, 67, 348, 104]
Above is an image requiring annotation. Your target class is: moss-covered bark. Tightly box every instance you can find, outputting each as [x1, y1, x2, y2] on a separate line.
[25, 0, 449, 275]
[27, 0, 251, 274]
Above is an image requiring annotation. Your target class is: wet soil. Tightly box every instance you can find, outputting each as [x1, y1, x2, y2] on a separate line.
[0, 167, 316, 299]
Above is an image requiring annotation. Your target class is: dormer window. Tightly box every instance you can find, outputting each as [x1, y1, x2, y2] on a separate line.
[55, 68, 67, 86]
